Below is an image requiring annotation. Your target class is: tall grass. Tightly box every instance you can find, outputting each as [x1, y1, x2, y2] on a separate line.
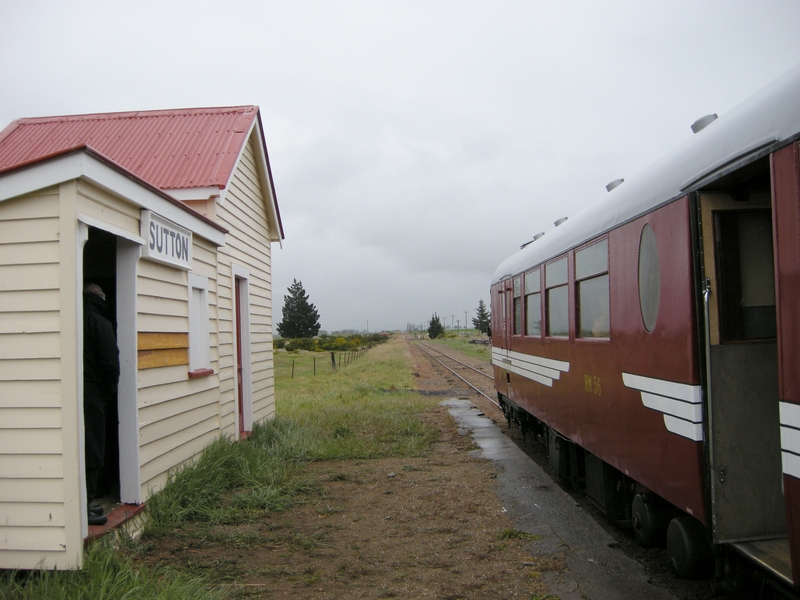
[143, 420, 314, 537]
[0, 538, 223, 600]
[272, 337, 438, 460]
[5, 336, 436, 599]
[144, 335, 437, 535]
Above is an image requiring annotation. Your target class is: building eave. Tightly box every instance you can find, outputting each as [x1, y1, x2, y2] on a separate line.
[0, 146, 228, 246]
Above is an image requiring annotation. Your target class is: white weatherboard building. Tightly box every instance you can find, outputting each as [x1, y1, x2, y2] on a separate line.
[0, 107, 284, 569]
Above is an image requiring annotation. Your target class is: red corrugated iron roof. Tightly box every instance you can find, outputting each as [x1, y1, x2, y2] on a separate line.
[0, 106, 259, 191]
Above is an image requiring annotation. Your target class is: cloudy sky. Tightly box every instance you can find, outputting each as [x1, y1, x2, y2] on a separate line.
[2, 1, 799, 333]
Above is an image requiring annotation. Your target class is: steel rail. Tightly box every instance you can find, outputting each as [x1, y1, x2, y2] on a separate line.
[411, 341, 500, 408]
[416, 341, 495, 381]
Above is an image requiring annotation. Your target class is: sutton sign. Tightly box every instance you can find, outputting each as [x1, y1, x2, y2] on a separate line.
[140, 210, 192, 270]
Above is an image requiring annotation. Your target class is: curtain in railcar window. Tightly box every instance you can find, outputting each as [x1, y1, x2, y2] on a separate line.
[546, 257, 568, 337]
[513, 276, 523, 335]
[525, 268, 541, 336]
[576, 239, 609, 338]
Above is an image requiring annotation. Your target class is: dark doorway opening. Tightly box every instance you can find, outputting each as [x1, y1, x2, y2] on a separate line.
[83, 227, 120, 504]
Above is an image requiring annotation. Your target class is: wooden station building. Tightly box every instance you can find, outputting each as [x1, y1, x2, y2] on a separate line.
[0, 107, 284, 569]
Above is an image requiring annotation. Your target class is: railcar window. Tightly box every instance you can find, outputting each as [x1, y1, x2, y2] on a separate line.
[638, 224, 660, 332]
[576, 239, 609, 338]
[513, 276, 522, 335]
[715, 209, 776, 341]
[546, 257, 568, 337]
[525, 268, 541, 336]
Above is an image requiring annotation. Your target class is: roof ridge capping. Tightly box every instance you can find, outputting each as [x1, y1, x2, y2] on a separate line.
[12, 105, 258, 125]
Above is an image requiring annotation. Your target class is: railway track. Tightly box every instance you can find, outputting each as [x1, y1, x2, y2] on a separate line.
[407, 337, 717, 599]
[410, 339, 500, 408]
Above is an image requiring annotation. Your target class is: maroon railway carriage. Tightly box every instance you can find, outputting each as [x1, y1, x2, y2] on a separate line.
[490, 64, 800, 590]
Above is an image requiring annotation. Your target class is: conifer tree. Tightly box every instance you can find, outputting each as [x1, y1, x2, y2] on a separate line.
[472, 299, 491, 335]
[427, 313, 445, 339]
[276, 279, 321, 338]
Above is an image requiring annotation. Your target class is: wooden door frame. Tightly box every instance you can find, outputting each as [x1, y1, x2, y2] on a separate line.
[232, 264, 253, 437]
[77, 217, 142, 540]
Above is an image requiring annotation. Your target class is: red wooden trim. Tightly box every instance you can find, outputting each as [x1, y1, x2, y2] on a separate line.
[85, 503, 146, 543]
[188, 368, 215, 379]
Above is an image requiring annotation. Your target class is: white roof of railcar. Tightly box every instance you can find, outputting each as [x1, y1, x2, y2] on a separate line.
[492, 63, 800, 285]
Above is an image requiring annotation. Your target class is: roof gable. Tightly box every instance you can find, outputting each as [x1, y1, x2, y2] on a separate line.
[0, 106, 258, 191]
[0, 105, 284, 240]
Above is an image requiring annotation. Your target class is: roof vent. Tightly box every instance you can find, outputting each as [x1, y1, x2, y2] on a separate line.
[606, 178, 624, 192]
[554, 217, 568, 227]
[520, 232, 546, 249]
[691, 113, 718, 134]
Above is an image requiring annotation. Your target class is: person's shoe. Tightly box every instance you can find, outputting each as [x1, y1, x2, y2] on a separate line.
[88, 513, 108, 526]
[88, 504, 104, 515]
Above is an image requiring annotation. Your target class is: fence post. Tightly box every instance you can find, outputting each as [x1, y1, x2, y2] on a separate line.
[314, 356, 316, 376]
[291, 360, 295, 379]
[330, 352, 336, 371]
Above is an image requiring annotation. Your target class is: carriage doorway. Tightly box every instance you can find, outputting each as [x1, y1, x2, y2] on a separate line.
[699, 188, 786, 544]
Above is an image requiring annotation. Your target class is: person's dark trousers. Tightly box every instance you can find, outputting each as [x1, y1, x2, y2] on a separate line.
[86, 466, 102, 505]
[85, 380, 109, 525]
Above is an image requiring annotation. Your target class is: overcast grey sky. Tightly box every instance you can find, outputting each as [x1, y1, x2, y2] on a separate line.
[2, 1, 799, 332]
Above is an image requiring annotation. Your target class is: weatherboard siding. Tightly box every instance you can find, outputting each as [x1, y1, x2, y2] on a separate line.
[215, 136, 276, 432]
[0, 189, 69, 568]
[135, 236, 221, 497]
[76, 181, 140, 233]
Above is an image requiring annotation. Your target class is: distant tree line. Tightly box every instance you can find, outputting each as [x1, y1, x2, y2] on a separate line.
[413, 300, 490, 339]
[275, 333, 389, 353]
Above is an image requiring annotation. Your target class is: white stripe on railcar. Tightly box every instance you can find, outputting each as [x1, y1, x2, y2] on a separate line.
[491, 347, 570, 388]
[623, 372, 703, 442]
[779, 402, 800, 478]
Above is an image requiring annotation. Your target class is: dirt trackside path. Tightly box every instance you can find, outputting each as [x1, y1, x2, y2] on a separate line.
[136, 341, 558, 599]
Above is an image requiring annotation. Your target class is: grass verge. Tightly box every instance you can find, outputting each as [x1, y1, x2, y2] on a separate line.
[3, 336, 438, 599]
[144, 336, 437, 536]
[425, 335, 491, 362]
[0, 537, 224, 600]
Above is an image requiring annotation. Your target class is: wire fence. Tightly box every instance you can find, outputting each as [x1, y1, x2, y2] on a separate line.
[283, 346, 373, 378]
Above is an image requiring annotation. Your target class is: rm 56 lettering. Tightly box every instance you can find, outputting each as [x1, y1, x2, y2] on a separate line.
[584, 374, 601, 396]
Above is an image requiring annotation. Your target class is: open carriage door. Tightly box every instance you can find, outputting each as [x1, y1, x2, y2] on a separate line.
[773, 142, 800, 585]
[698, 171, 788, 572]
[493, 279, 513, 362]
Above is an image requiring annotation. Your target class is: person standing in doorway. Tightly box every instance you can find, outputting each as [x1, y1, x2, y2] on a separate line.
[83, 283, 119, 526]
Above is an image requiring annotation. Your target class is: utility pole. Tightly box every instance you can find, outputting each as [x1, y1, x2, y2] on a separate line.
[464, 310, 469, 333]
[450, 314, 455, 331]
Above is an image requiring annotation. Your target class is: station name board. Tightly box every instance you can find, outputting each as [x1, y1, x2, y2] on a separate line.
[140, 210, 192, 270]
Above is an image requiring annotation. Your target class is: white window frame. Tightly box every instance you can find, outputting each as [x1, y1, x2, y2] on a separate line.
[188, 272, 211, 372]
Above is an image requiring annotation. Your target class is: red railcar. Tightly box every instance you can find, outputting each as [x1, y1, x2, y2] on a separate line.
[491, 64, 800, 589]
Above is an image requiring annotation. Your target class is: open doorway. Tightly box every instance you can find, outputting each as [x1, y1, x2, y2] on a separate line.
[233, 268, 253, 437]
[82, 227, 121, 508]
[700, 178, 786, 544]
